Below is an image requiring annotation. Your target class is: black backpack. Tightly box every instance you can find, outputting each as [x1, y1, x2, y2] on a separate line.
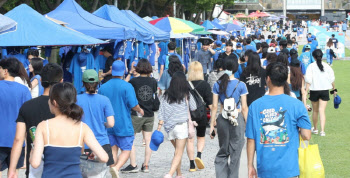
[188, 81, 206, 122]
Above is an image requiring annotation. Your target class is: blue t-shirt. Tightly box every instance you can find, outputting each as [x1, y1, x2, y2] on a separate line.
[0, 81, 31, 147]
[342, 23, 347, 31]
[160, 52, 183, 68]
[245, 44, 257, 52]
[234, 62, 247, 79]
[299, 51, 314, 75]
[246, 94, 311, 178]
[77, 93, 114, 148]
[212, 79, 248, 109]
[30, 75, 44, 97]
[98, 78, 138, 137]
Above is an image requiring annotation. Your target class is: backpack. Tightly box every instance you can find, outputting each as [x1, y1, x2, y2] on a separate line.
[188, 81, 207, 122]
[220, 81, 241, 126]
[330, 49, 336, 58]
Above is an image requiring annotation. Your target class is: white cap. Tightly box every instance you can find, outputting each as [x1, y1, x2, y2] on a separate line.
[268, 47, 276, 53]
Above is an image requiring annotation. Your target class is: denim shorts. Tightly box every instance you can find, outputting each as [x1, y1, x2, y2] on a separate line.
[108, 135, 134, 151]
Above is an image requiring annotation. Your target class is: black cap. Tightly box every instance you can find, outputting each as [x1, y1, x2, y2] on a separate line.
[290, 57, 300, 67]
[101, 46, 113, 55]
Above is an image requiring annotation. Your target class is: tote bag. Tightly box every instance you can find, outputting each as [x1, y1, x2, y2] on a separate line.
[299, 136, 325, 178]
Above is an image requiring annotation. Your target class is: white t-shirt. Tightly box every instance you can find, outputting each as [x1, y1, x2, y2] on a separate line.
[31, 78, 39, 99]
[305, 62, 335, 91]
[14, 77, 30, 91]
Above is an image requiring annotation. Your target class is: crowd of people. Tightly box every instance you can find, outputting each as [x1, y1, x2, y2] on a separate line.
[0, 18, 340, 178]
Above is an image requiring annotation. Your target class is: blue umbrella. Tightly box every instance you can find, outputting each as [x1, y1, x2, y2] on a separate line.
[0, 14, 17, 34]
[225, 23, 242, 31]
[202, 20, 215, 31]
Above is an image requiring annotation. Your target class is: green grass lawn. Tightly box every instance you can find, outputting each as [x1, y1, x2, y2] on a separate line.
[306, 60, 350, 177]
[345, 47, 350, 58]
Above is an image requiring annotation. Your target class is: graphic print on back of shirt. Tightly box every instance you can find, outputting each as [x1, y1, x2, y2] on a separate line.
[138, 85, 153, 101]
[259, 107, 289, 144]
[246, 74, 261, 87]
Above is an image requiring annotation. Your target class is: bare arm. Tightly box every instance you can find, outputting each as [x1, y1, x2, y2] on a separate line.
[31, 78, 38, 89]
[132, 105, 144, 116]
[83, 124, 108, 162]
[247, 138, 257, 178]
[8, 123, 26, 174]
[240, 95, 248, 122]
[209, 94, 218, 139]
[301, 79, 307, 107]
[208, 47, 216, 55]
[300, 128, 311, 140]
[157, 120, 164, 131]
[30, 122, 45, 168]
[104, 116, 114, 128]
[159, 65, 164, 79]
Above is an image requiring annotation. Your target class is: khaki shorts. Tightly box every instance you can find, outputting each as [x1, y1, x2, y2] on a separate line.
[131, 115, 154, 133]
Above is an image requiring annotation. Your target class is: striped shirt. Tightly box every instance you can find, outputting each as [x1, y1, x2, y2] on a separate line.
[158, 94, 197, 133]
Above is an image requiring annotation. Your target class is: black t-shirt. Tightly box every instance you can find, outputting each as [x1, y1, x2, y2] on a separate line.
[191, 80, 213, 126]
[218, 52, 238, 62]
[16, 95, 54, 176]
[129, 76, 157, 117]
[239, 68, 266, 106]
[103, 56, 115, 83]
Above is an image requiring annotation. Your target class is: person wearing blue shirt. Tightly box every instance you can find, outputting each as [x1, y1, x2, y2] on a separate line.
[29, 58, 44, 99]
[302, 38, 315, 53]
[0, 58, 32, 176]
[244, 38, 257, 52]
[266, 35, 272, 45]
[77, 70, 115, 168]
[194, 39, 216, 74]
[98, 61, 144, 177]
[246, 62, 311, 178]
[342, 22, 347, 33]
[299, 45, 315, 75]
[234, 50, 252, 79]
[311, 35, 318, 49]
[159, 42, 183, 79]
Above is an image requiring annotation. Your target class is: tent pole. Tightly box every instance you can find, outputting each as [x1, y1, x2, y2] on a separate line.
[182, 38, 184, 64]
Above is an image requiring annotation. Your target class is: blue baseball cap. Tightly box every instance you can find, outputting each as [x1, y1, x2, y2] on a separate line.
[334, 95, 341, 109]
[112, 60, 125, 76]
[150, 130, 164, 151]
[307, 37, 313, 42]
[215, 40, 222, 46]
[236, 42, 242, 47]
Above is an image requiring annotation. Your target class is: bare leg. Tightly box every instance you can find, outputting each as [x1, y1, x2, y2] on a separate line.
[168, 139, 187, 176]
[143, 131, 152, 166]
[114, 150, 131, 171]
[130, 133, 137, 167]
[186, 138, 195, 160]
[318, 99, 328, 132]
[311, 101, 320, 131]
[197, 136, 205, 153]
[110, 145, 119, 167]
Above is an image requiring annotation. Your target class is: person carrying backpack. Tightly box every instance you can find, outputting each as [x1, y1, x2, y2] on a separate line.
[209, 56, 248, 178]
[159, 42, 183, 79]
[186, 61, 213, 172]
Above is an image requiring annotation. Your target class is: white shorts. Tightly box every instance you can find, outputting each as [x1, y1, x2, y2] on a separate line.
[167, 122, 188, 140]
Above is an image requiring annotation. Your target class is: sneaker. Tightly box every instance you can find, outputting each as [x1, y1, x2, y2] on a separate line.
[311, 127, 318, 134]
[109, 167, 120, 178]
[120, 164, 139, 173]
[141, 164, 149, 173]
[195, 157, 205, 170]
[320, 131, 326, 136]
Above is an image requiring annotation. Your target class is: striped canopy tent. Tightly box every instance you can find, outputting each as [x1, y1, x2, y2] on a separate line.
[150, 17, 206, 34]
[235, 13, 248, 18]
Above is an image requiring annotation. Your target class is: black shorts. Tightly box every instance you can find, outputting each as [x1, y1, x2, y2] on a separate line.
[0, 147, 25, 171]
[309, 90, 330, 102]
[84, 144, 114, 166]
[196, 125, 206, 137]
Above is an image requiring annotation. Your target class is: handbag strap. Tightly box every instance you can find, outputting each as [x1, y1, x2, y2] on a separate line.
[220, 81, 240, 104]
[299, 135, 307, 148]
[189, 81, 205, 104]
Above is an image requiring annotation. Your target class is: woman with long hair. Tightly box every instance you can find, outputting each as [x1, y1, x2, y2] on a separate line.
[30, 82, 108, 178]
[289, 51, 307, 106]
[29, 58, 43, 98]
[157, 72, 197, 178]
[14, 60, 31, 90]
[326, 38, 336, 66]
[186, 61, 212, 172]
[305, 49, 335, 136]
[240, 52, 266, 106]
[208, 58, 225, 89]
[209, 56, 248, 178]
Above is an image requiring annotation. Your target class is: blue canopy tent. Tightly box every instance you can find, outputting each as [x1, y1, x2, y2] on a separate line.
[152, 16, 158, 20]
[211, 21, 225, 30]
[46, 0, 135, 40]
[213, 18, 220, 24]
[202, 20, 215, 31]
[0, 4, 105, 46]
[122, 10, 170, 41]
[225, 23, 242, 31]
[0, 14, 17, 35]
[93, 5, 154, 44]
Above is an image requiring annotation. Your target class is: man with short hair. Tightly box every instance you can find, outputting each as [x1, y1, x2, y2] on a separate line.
[302, 37, 315, 53]
[98, 60, 144, 178]
[159, 42, 182, 79]
[194, 39, 216, 74]
[331, 34, 338, 48]
[0, 58, 32, 177]
[245, 38, 257, 52]
[101, 46, 115, 84]
[8, 63, 63, 178]
[246, 62, 311, 178]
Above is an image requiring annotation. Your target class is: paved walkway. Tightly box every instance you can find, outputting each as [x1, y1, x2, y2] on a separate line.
[2, 112, 251, 178]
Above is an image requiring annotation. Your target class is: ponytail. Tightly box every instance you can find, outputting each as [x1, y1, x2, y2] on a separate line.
[313, 49, 324, 72]
[62, 103, 83, 122]
[218, 74, 230, 96]
[83, 82, 98, 94]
